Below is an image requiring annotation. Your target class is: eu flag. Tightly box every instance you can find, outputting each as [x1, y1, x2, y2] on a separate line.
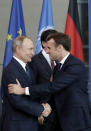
[3, 0, 26, 69]
[89, 0, 91, 102]
[35, 0, 54, 54]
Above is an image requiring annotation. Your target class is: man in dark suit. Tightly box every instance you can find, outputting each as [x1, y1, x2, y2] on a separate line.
[30, 29, 58, 131]
[30, 29, 57, 84]
[8, 33, 91, 131]
[1, 36, 51, 131]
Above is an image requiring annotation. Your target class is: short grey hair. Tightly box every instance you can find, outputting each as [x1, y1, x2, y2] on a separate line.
[12, 36, 27, 53]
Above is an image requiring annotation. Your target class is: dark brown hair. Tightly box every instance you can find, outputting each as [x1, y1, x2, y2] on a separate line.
[46, 32, 71, 51]
[41, 29, 57, 48]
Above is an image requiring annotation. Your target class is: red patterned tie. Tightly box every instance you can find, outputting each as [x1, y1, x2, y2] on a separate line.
[51, 61, 55, 71]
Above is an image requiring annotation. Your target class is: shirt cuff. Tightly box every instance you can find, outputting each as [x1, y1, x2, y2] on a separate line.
[25, 87, 30, 95]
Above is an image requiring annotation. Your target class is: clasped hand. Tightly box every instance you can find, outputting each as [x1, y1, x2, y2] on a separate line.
[38, 103, 52, 125]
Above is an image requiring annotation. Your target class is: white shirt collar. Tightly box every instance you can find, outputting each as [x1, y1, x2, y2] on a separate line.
[41, 49, 51, 67]
[13, 56, 26, 71]
[60, 52, 70, 65]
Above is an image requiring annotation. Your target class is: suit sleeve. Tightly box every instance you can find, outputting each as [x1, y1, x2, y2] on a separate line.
[2, 71, 44, 117]
[30, 64, 87, 95]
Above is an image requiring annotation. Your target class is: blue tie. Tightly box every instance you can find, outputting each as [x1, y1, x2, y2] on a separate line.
[25, 64, 32, 80]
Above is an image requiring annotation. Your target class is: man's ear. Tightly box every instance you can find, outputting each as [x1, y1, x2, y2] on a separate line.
[42, 41, 46, 48]
[57, 44, 63, 51]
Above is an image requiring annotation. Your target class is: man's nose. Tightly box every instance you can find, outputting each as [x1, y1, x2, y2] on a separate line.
[32, 50, 34, 56]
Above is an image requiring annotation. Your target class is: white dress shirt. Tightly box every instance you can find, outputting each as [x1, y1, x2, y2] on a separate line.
[59, 52, 70, 69]
[13, 56, 30, 95]
[42, 49, 51, 67]
[13, 56, 26, 71]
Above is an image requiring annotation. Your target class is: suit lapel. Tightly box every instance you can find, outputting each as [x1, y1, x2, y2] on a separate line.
[60, 54, 73, 71]
[12, 58, 32, 84]
[38, 52, 52, 74]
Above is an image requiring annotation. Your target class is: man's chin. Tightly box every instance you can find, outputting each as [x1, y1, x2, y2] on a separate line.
[28, 59, 32, 62]
[50, 57, 54, 61]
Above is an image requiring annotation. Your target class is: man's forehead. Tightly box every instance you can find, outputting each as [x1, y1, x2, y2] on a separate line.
[47, 38, 55, 46]
[47, 38, 55, 43]
[24, 38, 32, 43]
[23, 38, 33, 45]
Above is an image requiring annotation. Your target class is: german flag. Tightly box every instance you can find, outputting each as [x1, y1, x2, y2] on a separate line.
[65, 0, 84, 62]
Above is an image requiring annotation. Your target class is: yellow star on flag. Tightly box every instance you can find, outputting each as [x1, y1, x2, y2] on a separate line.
[17, 28, 22, 36]
[7, 34, 12, 41]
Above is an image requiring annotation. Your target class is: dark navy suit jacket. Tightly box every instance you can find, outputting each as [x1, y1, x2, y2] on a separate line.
[1, 58, 44, 131]
[30, 52, 52, 84]
[30, 54, 91, 131]
[30, 52, 52, 103]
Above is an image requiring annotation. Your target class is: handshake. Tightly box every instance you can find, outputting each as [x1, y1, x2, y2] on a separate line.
[8, 79, 52, 124]
[38, 103, 52, 125]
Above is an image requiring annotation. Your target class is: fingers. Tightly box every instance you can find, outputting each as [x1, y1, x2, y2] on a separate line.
[42, 103, 52, 117]
[8, 87, 14, 94]
[8, 84, 16, 94]
[38, 115, 44, 125]
[16, 79, 20, 86]
[42, 103, 52, 111]
[50, 75, 53, 82]
[8, 79, 24, 95]
[8, 78, 19, 88]
[8, 84, 15, 88]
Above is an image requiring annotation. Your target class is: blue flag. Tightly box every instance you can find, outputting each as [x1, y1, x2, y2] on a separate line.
[35, 0, 54, 54]
[89, 0, 91, 102]
[3, 0, 26, 69]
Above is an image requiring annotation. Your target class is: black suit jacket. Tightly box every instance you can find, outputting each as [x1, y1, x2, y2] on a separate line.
[30, 52, 52, 103]
[30, 52, 52, 84]
[1, 58, 44, 131]
[30, 54, 91, 131]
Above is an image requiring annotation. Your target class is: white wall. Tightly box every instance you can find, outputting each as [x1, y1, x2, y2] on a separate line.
[0, 0, 69, 81]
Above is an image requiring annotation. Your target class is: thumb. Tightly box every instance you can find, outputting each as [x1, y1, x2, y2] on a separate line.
[16, 79, 20, 86]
